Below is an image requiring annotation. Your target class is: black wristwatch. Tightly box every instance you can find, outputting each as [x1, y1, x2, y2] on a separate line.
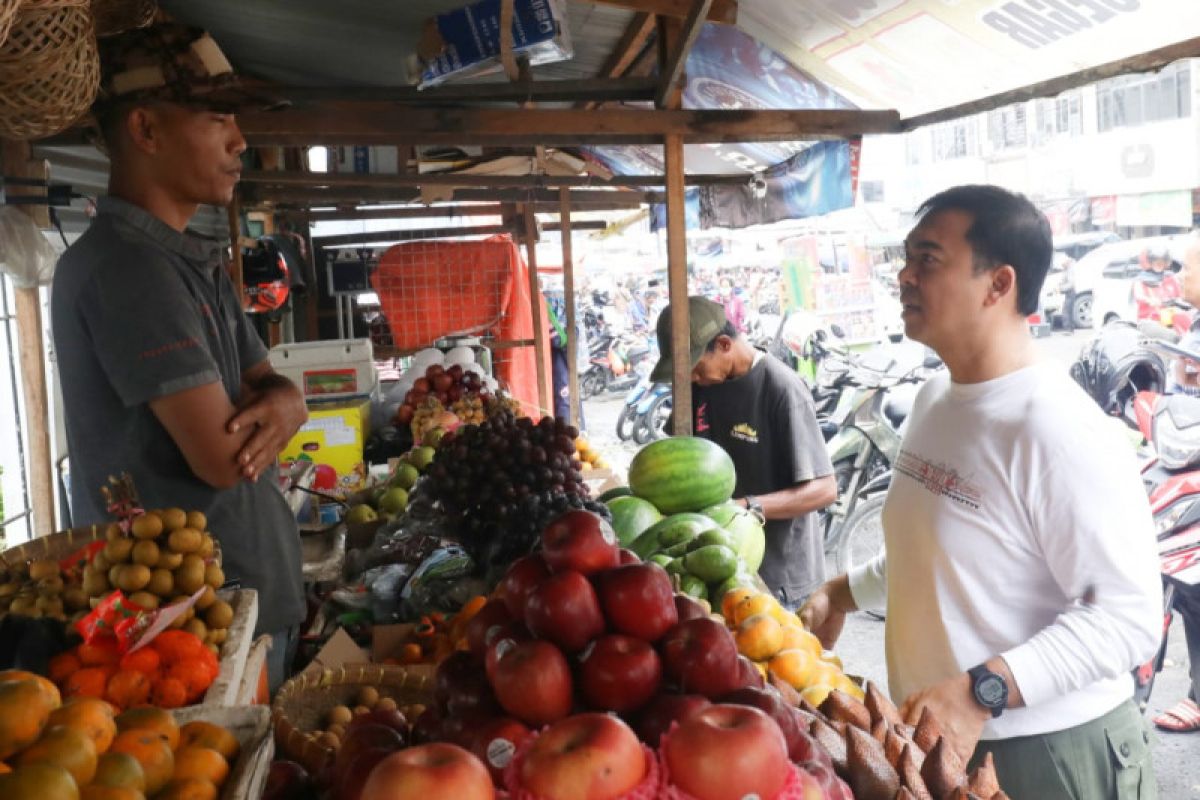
[743, 495, 764, 518]
[968, 664, 1009, 718]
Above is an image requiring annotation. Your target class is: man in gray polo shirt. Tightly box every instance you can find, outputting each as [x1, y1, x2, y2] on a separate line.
[51, 24, 306, 689]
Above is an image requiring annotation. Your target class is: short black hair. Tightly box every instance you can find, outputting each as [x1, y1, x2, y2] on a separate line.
[705, 320, 739, 352]
[916, 184, 1052, 316]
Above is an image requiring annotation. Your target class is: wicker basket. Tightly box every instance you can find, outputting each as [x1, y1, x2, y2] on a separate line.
[0, 0, 99, 139]
[272, 664, 435, 774]
[90, 0, 154, 37]
[0, 0, 19, 49]
[0, 523, 109, 567]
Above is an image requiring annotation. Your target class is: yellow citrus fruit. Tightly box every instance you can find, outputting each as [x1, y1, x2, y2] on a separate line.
[735, 613, 785, 661]
[833, 673, 865, 701]
[768, 648, 820, 690]
[721, 587, 758, 621]
[92, 752, 146, 791]
[754, 661, 769, 679]
[811, 661, 844, 690]
[780, 626, 824, 658]
[820, 650, 844, 671]
[800, 684, 835, 708]
[732, 593, 778, 626]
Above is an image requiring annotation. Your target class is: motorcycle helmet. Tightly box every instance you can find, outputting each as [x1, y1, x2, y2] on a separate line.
[1069, 321, 1167, 416]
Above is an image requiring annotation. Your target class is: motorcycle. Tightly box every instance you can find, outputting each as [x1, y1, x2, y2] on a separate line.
[632, 383, 672, 445]
[582, 328, 654, 398]
[615, 370, 665, 442]
[821, 351, 943, 592]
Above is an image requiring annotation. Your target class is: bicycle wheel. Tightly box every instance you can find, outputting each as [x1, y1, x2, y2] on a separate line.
[833, 492, 887, 619]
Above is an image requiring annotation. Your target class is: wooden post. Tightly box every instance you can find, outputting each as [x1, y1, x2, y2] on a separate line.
[522, 203, 552, 416]
[1, 139, 55, 534]
[559, 188, 580, 427]
[664, 133, 692, 436]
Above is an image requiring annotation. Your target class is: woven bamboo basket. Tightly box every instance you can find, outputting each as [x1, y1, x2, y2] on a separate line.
[0, 0, 19, 49]
[272, 663, 435, 774]
[0, 0, 99, 139]
[1, 522, 223, 570]
[90, 0, 154, 37]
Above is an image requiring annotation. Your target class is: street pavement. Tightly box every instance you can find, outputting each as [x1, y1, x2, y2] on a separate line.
[582, 327, 1199, 798]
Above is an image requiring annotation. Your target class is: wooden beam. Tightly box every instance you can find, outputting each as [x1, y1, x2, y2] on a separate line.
[559, 188, 580, 428]
[248, 186, 663, 206]
[591, 0, 735, 25]
[656, 0, 713, 109]
[902, 35, 1200, 131]
[311, 219, 606, 248]
[1, 140, 55, 535]
[580, 12, 656, 110]
[522, 204, 552, 417]
[664, 132, 691, 436]
[241, 169, 745, 189]
[235, 107, 902, 147]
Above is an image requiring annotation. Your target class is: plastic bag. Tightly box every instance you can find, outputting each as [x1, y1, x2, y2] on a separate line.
[0, 206, 59, 288]
[367, 563, 416, 624]
[400, 545, 480, 619]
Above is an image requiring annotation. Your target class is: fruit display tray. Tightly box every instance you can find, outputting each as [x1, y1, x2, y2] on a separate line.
[172, 704, 274, 800]
[235, 633, 272, 706]
[201, 587, 259, 706]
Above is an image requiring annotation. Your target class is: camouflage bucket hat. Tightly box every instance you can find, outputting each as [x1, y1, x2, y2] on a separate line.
[95, 22, 287, 112]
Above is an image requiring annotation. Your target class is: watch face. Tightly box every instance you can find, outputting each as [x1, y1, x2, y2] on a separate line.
[977, 675, 1006, 707]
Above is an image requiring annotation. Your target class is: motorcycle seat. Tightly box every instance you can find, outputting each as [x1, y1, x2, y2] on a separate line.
[883, 393, 913, 429]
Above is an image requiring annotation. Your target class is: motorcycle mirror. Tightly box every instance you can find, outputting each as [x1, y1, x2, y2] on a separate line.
[830, 324, 846, 339]
[923, 354, 944, 370]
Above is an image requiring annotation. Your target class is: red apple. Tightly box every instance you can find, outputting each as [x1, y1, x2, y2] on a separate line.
[411, 706, 444, 745]
[659, 618, 741, 699]
[465, 600, 513, 658]
[720, 686, 809, 764]
[596, 563, 678, 643]
[491, 639, 574, 726]
[501, 554, 551, 619]
[338, 746, 400, 800]
[264, 761, 316, 800]
[436, 651, 481, 708]
[541, 510, 620, 575]
[413, 377, 432, 394]
[425, 364, 446, 380]
[734, 655, 765, 690]
[484, 625, 532, 683]
[360, 743, 494, 800]
[447, 384, 465, 403]
[578, 634, 662, 714]
[617, 548, 641, 565]
[337, 724, 407, 774]
[518, 713, 646, 800]
[801, 760, 853, 800]
[470, 717, 532, 786]
[673, 594, 709, 623]
[395, 404, 415, 425]
[524, 570, 606, 653]
[441, 710, 494, 749]
[663, 705, 790, 800]
[447, 364, 465, 382]
[346, 708, 410, 744]
[433, 372, 455, 393]
[634, 693, 712, 746]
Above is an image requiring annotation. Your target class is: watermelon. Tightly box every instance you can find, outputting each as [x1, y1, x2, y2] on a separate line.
[597, 486, 634, 504]
[724, 510, 766, 573]
[701, 500, 741, 528]
[628, 437, 736, 514]
[607, 496, 664, 547]
[628, 513, 718, 559]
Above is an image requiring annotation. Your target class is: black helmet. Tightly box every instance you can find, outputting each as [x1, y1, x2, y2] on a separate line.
[1069, 321, 1167, 415]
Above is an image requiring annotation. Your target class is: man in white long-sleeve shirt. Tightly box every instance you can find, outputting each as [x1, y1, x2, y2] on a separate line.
[802, 185, 1163, 799]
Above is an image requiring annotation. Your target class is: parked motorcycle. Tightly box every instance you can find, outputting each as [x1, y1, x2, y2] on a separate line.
[582, 328, 654, 398]
[615, 372, 667, 442]
[633, 385, 672, 445]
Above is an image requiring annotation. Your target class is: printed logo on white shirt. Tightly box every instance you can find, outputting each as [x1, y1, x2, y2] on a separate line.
[895, 449, 983, 511]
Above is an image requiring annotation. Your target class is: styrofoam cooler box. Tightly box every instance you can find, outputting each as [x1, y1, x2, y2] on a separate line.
[269, 339, 377, 400]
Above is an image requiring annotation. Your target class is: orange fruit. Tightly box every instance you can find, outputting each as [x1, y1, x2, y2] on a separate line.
[47, 698, 118, 753]
[93, 751, 146, 791]
[115, 707, 179, 750]
[768, 648, 821, 691]
[109, 730, 174, 794]
[731, 593, 778, 626]
[780, 626, 823, 658]
[156, 779, 217, 800]
[106, 671, 152, 711]
[0, 762, 80, 800]
[734, 613, 785, 661]
[178, 722, 240, 761]
[810, 661, 843, 691]
[0, 677, 57, 760]
[48, 652, 82, 685]
[720, 587, 758, 621]
[0, 670, 62, 709]
[149, 632, 204, 664]
[800, 684, 835, 708]
[82, 787, 146, 800]
[16, 724, 98, 786]
[64, 668, 114, 700]
[118, 649, 160, 676]
[171, 746, 229, 787]
[78, 641, 122, 668]
[150, 678, 189, 710]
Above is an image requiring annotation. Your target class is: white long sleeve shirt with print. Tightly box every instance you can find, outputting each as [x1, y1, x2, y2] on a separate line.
[848, 363, 1162, 740]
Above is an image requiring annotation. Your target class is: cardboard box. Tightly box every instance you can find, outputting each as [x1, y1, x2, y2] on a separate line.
[307, 628, 370, 672]
[280, 399, 370, 497]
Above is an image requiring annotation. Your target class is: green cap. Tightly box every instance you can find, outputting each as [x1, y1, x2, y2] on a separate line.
[650, 296, 729, 383]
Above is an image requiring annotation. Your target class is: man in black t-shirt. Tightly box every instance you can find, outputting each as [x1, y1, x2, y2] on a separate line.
[652, 297, 836, 609]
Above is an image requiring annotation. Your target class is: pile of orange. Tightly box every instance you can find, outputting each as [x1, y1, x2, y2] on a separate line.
[378, 594, 487, 666]
[49, 631, 220, 712]
[0, 670, 240, 800]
